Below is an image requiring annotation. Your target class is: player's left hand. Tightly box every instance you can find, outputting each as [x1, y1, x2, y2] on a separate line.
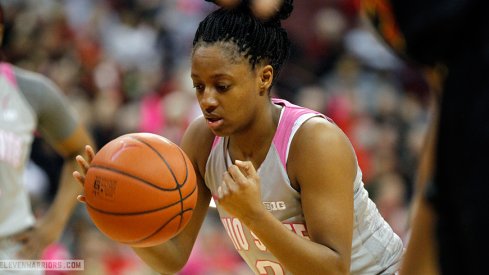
[73, 145, 96, 204]
[216, 160, 266, 219]
[13, 218, 63, 259]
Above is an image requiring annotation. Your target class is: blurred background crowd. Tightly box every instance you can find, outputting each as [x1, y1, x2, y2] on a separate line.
[1, 0, 432, 274]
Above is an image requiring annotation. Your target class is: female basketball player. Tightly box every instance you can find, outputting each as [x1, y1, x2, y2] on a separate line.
[0, 3, 94, 273]
[75, 1, 403, 274]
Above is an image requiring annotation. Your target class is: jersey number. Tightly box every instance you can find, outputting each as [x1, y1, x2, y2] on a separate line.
[256, 260, 284, 275]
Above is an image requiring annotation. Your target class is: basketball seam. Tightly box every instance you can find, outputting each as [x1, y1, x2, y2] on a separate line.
[87, 133, 198, 247]
[131, 135, 191, 232]
[130, 135, 181, 188]
[132, 136, 188, 232]
[89, 165, 179, 191]
[175, 147, 189, 231]
[85, 183, 197, 215]
[123, 208, 194, 245]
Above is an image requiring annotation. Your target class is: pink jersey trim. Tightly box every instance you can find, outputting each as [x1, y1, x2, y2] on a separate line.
[212, 136, 221, 149]
[0, 63, 17, 87]
[272, 98, 326, 169]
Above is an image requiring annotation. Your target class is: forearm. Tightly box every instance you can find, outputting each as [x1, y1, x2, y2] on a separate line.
[42, 124, 95, 231]
[132, 241, 189, 274]
[242, 210, 348, 275]
[41, 160, 83, 232]
[400, 91, 440, 275]
[132, 183, 212, 274]
[400, 196, 439, 275]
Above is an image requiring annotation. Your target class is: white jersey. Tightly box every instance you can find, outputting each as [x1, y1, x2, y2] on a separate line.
[0, 63, 78, 237]
[204, 98, 404, 274]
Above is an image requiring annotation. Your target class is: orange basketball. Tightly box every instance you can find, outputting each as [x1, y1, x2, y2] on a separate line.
[84, 133, 198, 247]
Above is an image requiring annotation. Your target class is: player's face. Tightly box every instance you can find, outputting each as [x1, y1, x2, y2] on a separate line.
[191, 43, 263, 136]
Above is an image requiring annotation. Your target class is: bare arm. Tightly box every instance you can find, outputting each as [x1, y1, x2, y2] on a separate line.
[15, 124, 94, 259]
[74, 118, 213, 273]
[131, 117, 214, 274]
[400, 87, 441, 275]
[218, 117, 355, 274]
[13, 69, 95, 259]
[131, 179, 211, 274]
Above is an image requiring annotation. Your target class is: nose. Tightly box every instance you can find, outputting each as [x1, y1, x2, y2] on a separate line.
[200, 89, 218, 113]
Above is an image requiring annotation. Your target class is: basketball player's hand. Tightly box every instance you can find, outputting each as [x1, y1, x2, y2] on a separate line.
[217, 160, 266, 219]
[73, 145, 96, 204]
[210, 0, 283, 20]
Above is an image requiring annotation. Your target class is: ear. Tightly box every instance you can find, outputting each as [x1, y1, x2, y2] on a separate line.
[257, 65, 274, 95]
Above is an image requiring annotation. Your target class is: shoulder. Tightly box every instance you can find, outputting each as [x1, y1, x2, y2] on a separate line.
[180, 116, 215, 177]
[13, 65, 54, 90]
[287, 116, 357, 184]
[294, 116, 348, 147]
[12, 65, 65, 108]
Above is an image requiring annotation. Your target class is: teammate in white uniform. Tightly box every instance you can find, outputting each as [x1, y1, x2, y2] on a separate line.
[75, 1, 403, 274]
[0, 3, 94, 273]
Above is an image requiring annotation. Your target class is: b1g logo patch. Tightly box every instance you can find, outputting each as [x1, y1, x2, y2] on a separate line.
[263, 201, 287, 212]
[92, 177, 117, 201]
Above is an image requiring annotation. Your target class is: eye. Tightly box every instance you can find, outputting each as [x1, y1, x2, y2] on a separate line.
[216, 84, 230, 93]
[193, 84, 205, 93]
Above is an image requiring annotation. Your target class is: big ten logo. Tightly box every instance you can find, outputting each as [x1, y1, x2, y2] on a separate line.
[262, 201, 286, 212]
[92, 177, 117, 201]
[221, 217, 310, 252]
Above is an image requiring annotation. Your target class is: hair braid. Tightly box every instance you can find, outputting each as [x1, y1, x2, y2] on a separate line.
[192, 2, 293, 83]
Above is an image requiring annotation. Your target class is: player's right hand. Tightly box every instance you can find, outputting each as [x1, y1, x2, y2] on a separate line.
[72, 145, 96, 203]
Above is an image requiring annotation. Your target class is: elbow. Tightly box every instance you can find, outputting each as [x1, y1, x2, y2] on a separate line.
[151, 259, 187, 275]
[132, 247, 189, 275]
[304, 255, 349, 275]
[333, 253, 350, 275]
[326, 254, 350, 275]
[335, 263, 350, 275]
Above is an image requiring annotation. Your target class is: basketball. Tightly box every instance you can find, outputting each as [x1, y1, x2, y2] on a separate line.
[83, 133, 198, 247]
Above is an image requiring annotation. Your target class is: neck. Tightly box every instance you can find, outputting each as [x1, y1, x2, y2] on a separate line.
[228, 101, 282, 164]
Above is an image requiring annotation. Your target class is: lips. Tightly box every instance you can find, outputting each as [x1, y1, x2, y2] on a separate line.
[205, 115, 224, 130]
[206, 116, 221, 122]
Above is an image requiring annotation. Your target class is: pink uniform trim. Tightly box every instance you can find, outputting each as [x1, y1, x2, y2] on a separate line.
[0, 63, 17, 87]
[210, 98, 328, 169]
[212, 136, 221, 149]
[272, 98, 325, 169]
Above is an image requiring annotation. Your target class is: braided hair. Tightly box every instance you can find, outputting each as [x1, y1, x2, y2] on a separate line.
[192, 0, 293, 84]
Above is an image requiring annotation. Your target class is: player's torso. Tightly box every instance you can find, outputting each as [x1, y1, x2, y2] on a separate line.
[205, 136, 306, 275]
[204, 99, 405, 274]
[0, 63, 37, 236]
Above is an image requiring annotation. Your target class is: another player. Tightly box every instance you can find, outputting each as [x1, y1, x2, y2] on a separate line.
[0, 3, 94, 273]
[360, 0, 489, 274]
[74, 1, 403, 274]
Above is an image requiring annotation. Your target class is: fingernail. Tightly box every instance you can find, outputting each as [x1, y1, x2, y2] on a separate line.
[77, 195, 87, 203]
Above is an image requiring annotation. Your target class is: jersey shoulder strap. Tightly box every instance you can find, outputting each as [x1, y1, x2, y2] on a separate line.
[272, 98, 329, 169]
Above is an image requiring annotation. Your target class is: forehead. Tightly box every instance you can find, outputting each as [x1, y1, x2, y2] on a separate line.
[192, 41, 248, 65]
[191, 45, 252, 79]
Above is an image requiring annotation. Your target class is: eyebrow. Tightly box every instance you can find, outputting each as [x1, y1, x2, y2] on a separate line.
[190, 73, 233, 80]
